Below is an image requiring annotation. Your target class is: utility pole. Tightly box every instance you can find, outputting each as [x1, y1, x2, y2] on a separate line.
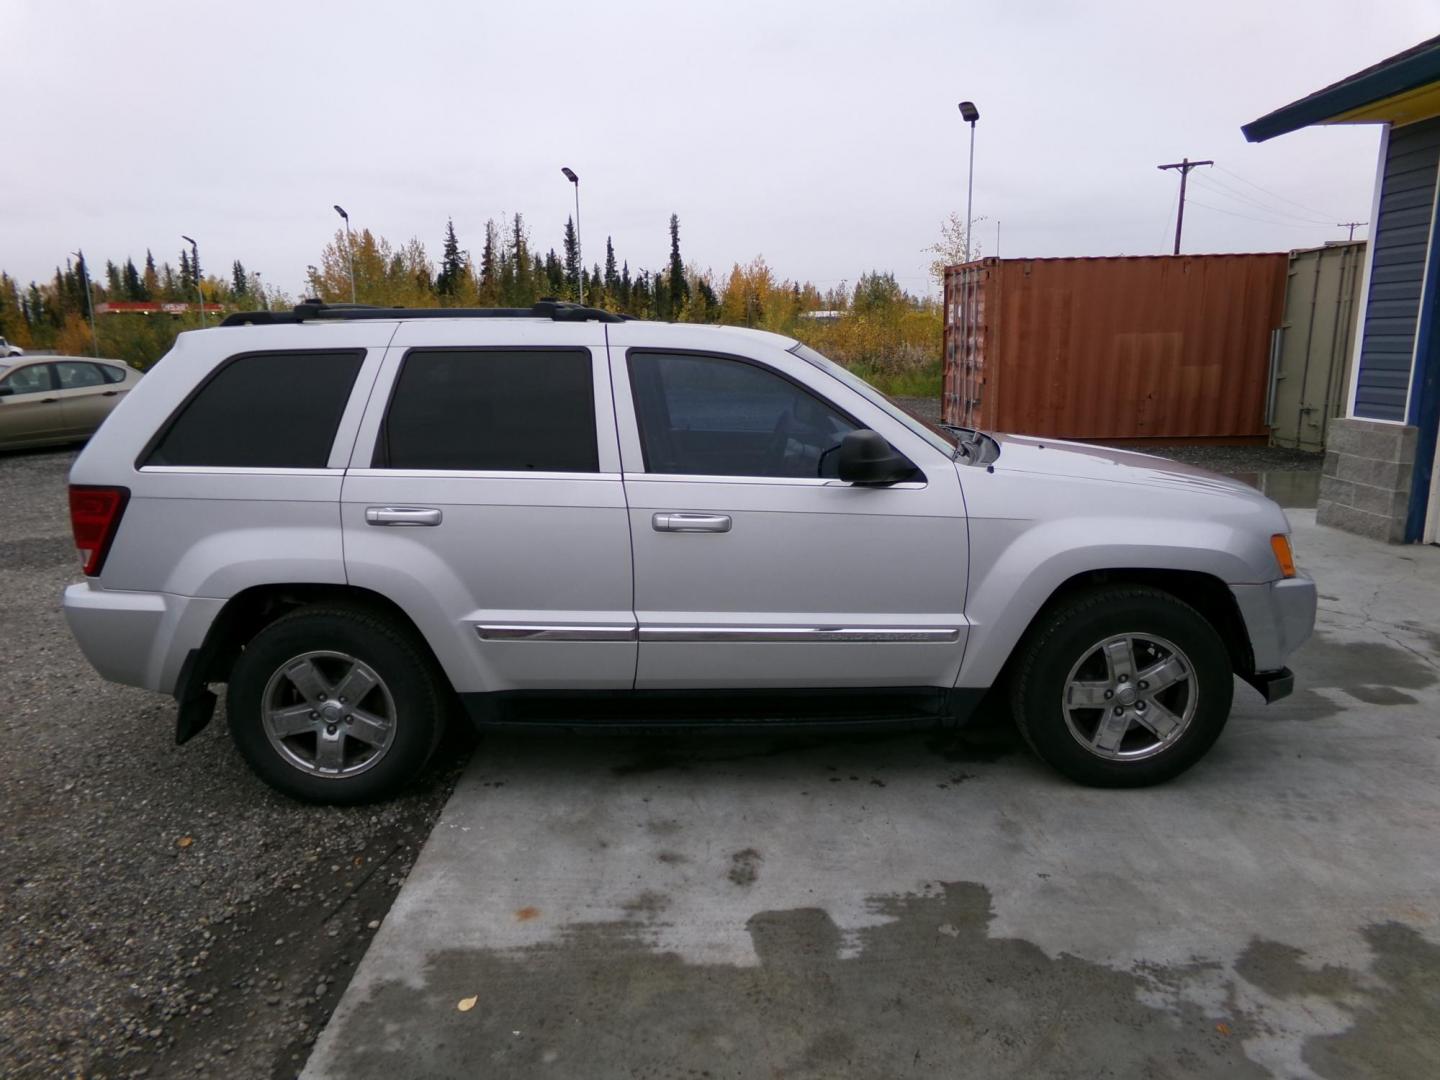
[1337, 221, 1367, 241]
[1157, 157, 1213, 255]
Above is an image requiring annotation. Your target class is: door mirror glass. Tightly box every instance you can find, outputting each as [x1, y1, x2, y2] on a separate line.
[0, 385, 12, 398]
[837, 430, 916, 485]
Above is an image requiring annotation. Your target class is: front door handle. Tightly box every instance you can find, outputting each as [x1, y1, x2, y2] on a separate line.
[652, 512, 732, 533]
[365, 506, 443, 527]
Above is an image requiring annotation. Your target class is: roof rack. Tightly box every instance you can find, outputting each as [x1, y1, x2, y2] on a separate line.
[219, 298, 624, 327]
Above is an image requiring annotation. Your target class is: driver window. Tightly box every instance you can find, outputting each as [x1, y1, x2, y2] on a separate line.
[628, 351, 858, 478]
[0, 364, 55, 396]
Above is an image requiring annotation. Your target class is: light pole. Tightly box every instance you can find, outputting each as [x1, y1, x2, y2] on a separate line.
[181, 235, 204, 326]
[70, 250, 99, 356]
[561, 167, 582, 304]
[958, 101, 980, 263]
[334, 205, 357, 304]
[253, 271, 266, 311]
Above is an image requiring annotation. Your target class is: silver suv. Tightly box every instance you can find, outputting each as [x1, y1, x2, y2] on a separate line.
[63, 301, 1316, 802]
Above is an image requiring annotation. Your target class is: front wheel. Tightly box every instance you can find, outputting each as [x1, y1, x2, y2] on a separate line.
[1009, 586, 1234, 787]
[227, 606, 444, 803]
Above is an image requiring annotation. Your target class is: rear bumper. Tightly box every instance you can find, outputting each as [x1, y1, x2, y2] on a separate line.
[63, 583, 224, 694]
[1230, 572, 1317, 682]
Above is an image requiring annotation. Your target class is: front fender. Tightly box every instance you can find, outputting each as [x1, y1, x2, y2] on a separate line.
[956, 482, 1288, 689]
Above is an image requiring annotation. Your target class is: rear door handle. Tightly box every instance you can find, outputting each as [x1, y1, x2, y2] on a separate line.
[102, 390, 119, 397]
[41, 397, 59, 403]
[652, 512, 732, 533]
[365, 506, 443, 527]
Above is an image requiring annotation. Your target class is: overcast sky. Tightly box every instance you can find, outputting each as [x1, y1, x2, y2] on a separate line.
[1, 1, 1435, 299]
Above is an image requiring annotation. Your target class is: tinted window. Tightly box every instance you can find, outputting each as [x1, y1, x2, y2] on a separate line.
[147, 351, 363, 467]
[55, 362, 108, 389]
[628, 351, 858, 478]
[0, 364, 54, 396]
[379, 349, 598, 472]
[99, 364, 128, 384]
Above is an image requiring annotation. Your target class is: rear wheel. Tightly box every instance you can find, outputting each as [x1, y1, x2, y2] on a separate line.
[227, 606, 444, 803]
[1010, 586, 1233, 787]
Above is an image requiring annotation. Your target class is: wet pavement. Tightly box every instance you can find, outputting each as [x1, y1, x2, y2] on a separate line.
[303, 512, 1440, 1079]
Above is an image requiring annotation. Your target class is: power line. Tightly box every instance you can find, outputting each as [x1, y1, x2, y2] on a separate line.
[1186, 199, 1334, 229]
[1188, 172, 1333, 226]
[1338, 221, 1368, 241]
[1157, 158, 1213, 254]
[1213, 164, 1340, 223]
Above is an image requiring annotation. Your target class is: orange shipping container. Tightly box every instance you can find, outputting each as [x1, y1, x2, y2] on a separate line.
[942, 254, 1289, 441]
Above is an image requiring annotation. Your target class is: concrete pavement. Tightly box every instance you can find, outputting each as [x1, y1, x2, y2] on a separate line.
[303, 511, 1440, 1079]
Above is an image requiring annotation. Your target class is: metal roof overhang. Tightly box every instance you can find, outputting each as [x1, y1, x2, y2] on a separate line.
[1242, 35, 1440, 142]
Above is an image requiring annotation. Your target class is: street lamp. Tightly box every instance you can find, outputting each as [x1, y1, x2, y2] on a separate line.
[333, 204, 357, 304]
[561, 167, 582, 304]
[180, 235, 204, 326]
[70, 250, 99, 356]
[958, 101, 980, 262]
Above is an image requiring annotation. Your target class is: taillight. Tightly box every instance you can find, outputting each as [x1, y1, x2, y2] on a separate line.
[69, 485, 130, 577]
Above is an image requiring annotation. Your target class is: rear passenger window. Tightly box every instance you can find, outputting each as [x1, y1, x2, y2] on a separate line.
[146, 351, 363, 468]
[378, 349, 598, 472]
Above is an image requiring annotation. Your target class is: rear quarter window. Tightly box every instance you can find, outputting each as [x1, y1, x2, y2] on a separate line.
[144, 350, 364, 468]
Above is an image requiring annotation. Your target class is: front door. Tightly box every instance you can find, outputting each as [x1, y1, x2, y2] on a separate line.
[0, 362, 66, 446]
[610, 338, 969, 691]
[341, 321, 636, 696]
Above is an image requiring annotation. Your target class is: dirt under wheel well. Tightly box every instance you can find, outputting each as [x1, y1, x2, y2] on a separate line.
[195, 584, 442, 688]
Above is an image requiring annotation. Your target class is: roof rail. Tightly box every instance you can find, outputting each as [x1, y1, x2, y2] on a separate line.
[218, 298, 624, 327]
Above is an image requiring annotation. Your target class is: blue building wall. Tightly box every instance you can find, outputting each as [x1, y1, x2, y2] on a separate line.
[1354, 115, 1440, 422]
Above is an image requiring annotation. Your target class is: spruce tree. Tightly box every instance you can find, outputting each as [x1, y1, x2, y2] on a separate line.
[478, 221, 499, 304]
[123, 258, 145, 300]
[604, 238, 618, 294]
[619, 261, 632, 310]
[178, 250, 192, 292]
[562, 217, 580, 299]
[667, 214, 690, 310]
[436, 218, 466, 300]
[231, 260, 248, 298]
[143, 251, 159, 299]
[105, 260, 122, 298]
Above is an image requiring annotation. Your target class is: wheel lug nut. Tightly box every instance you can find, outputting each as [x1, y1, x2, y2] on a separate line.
[1136, 702, 1147, 711]
[1113, 706, 1124, 716]
[309, 711, 318, 720]
[326, 724, 337, 735]
[318, 693, 327, 702]
[339, 696, 347, 704]
[1139, 681, 1148, 690]
[1118, 675, 1128, 683]
[1104, 690, 1113, 699]
[343, 716, 352, 725]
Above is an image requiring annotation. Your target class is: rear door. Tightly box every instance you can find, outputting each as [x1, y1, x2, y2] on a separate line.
[609, 330, 970, 691]
[341, 320, 635, 697]
[52, 361, 119, 436]
[0, 362, 66, 445]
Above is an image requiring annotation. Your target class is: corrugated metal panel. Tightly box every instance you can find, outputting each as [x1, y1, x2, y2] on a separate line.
[1269, 242, 1365, 451]
[943, 254, 1289, 440]
[1354, 114, 1440, 421]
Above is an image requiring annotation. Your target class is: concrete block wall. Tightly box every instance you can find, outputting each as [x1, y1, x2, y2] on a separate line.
[1319, 418, 1417, 542]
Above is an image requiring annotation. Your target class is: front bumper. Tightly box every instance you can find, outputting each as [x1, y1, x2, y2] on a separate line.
[1229, 572, 1317, 684]
[63, 582, 224, 694]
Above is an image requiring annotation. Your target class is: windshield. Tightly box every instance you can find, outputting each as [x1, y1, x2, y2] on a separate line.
[788, 343, 959, 457]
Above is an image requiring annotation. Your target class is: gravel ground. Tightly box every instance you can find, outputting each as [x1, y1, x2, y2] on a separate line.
[891, 396, 1324, 475]
[0, 448, 467, 1080]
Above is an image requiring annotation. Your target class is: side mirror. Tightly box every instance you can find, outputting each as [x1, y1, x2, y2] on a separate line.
[837, 430, 914, 485]
[0, 385, 13, 398]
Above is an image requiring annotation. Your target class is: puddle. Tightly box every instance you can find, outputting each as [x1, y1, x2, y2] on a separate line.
[1225, 470, 1320, 509]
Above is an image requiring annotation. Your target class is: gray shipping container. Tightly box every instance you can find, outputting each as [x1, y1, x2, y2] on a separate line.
[1267, 241, 1365, 452]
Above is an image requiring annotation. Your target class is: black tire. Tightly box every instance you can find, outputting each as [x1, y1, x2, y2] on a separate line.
[1009, 585, 1233, 788]
[227, 605, 444, 804]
